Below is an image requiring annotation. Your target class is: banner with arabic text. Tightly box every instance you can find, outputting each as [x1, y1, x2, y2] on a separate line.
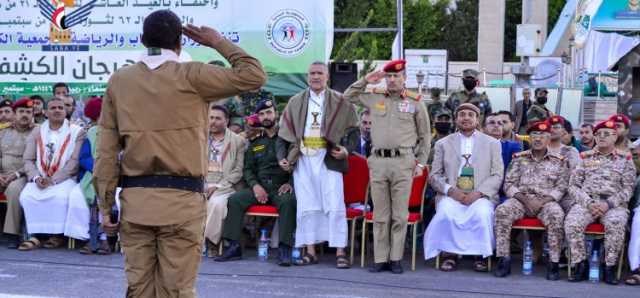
[0, 0, 334, 96]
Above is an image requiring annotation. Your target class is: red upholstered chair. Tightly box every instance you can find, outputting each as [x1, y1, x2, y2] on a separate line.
[360, 168, 429, 271]
[0, 193, 6, 204]
[343, 154, 370, 264]
[567, 223, 625, 280]
[244, 204, 280, 251]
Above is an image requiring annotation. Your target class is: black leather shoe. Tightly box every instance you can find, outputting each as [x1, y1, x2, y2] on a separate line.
[277, 244, 292, 267]
[494, 256, 511, 278]
[604, 265, 619, 285]
[390, 261, 403, 274]
[5, 234, 20, 249]
[214, 240, 242, 262]
[368, 262, 390, 273]
[568, 260, 588, 282]
[546, 261, 560, 281]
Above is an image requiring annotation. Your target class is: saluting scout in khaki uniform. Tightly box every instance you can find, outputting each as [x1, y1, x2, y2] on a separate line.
[565, 120, 636, 285]
[93, 11, 266, 298]
[1, 98, 37, 248]
[494, 121, 569, 280]
[343, 60, 431, 274]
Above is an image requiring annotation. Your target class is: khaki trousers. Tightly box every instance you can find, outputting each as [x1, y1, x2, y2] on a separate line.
[368, 155, 414, 263]
[120, 216, 204, 298]
[204, 190, 234, 244]
[2, 177, 27, 235]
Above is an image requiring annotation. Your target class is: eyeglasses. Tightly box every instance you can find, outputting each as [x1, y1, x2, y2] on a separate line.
[529, 131, 549, 138]
[485, 120, 504, 126]
[595, 131, 616, 138]
[551, 124, 564, 129]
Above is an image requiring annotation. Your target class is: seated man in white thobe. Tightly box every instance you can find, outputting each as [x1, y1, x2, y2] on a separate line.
[424, 103, 503, 272]
[278, 62, 357, 268]
[18, 97, 86, 249]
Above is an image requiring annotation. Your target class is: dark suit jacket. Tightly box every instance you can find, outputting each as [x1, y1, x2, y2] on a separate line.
[513, 99, 532, 134]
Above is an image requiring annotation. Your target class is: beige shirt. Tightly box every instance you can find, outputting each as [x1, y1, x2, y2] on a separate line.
[94, 39, 266, 224]
[0, 126, 36, 176]
[343, 78, 431, 165]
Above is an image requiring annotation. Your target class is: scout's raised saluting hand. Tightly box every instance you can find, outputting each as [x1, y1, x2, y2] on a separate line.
[182, 24, 223, 48]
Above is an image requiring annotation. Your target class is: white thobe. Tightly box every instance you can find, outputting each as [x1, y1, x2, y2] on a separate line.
[63, 184, 91, 240]
[294, 90, 347, 248]
[629, 206, 640, 271]
[20, 179, 78, 235]
[424, 132, 495, 259]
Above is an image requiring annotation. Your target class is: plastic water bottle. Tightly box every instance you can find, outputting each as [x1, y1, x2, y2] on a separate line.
[258, 229, 269, 261]
[291, 233, 301, 262]
[589, 249, 600, 283]
[523, 240, 533, 275]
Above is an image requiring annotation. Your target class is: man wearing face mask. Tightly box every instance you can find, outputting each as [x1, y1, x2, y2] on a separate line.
[427, 87, 447, 122]
[526, 88, 552, 126]
[429, 110, 453, 165]
[446, 69, 492, 124]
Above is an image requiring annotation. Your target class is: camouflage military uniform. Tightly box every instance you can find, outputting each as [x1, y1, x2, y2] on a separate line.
[549, 144, 581, 211]
[445, 90, 491, 123]
[526, 103, 551, 123]
[495, 150, 570, 262]
[426, 100, 450, 123]
[565, 149, 636, 266]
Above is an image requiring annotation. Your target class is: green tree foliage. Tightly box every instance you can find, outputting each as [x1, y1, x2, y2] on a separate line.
[333, 0, 566, 63]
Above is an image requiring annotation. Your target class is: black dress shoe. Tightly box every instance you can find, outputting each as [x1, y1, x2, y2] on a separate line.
[214, 240, 242, 262]
[390, 261, 403, 274]
[277, 244, 292, 267]
[546, 261, 560, 281]
[494, 256, 511, 278]
[568, 260, 588, 282]
[604, 265, 619, 285]
[369, 262, 390, 273]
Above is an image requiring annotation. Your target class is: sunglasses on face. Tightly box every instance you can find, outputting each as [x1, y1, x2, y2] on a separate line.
[529, 131, 549, 138]
[595, 131, 616, 138]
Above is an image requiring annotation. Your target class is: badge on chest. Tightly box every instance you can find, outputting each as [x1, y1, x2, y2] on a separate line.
[397, 100, 415, 113]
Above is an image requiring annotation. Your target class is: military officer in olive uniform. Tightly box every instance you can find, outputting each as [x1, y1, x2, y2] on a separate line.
[446, 69, 492, 123]
[1, 98, 37, 248]
[343, 59, 431, 273]
[526, 88, 552, 125]
[216, 100, 297, 266]
[94, 11, 266, 297]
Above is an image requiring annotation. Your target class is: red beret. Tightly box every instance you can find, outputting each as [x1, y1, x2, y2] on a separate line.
[84, 96, 102, 122]
[383, 59, 406, 73]
[527, 121, 551, 134]
[609, 113, 630, 127]
[593, 120, 617, 133]
[12, 97, 33, 111]
[548, 115, 565, 126]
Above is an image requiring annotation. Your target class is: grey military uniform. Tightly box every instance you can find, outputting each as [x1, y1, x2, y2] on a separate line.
[343, 78, 431, 263]
[1, 126, 36, 235]
[526, 103, 551, 123]
[495, 150, 569, 262]
[565, 149, 636, 266]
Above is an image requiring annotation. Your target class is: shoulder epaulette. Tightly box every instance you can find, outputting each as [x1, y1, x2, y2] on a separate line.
[403, 90, 421, 101]
[614, 149, 632, 160]
[513, 150, 530, 159]
[580, 150, 595, 159]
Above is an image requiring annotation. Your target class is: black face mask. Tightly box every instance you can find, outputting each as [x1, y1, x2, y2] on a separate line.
[434, 122, 451, 134]
[462, 78, 476, 91]
[536, 96, 548, 105]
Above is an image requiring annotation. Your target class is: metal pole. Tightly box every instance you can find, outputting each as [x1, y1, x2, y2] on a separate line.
[396, 0, 403, 59]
